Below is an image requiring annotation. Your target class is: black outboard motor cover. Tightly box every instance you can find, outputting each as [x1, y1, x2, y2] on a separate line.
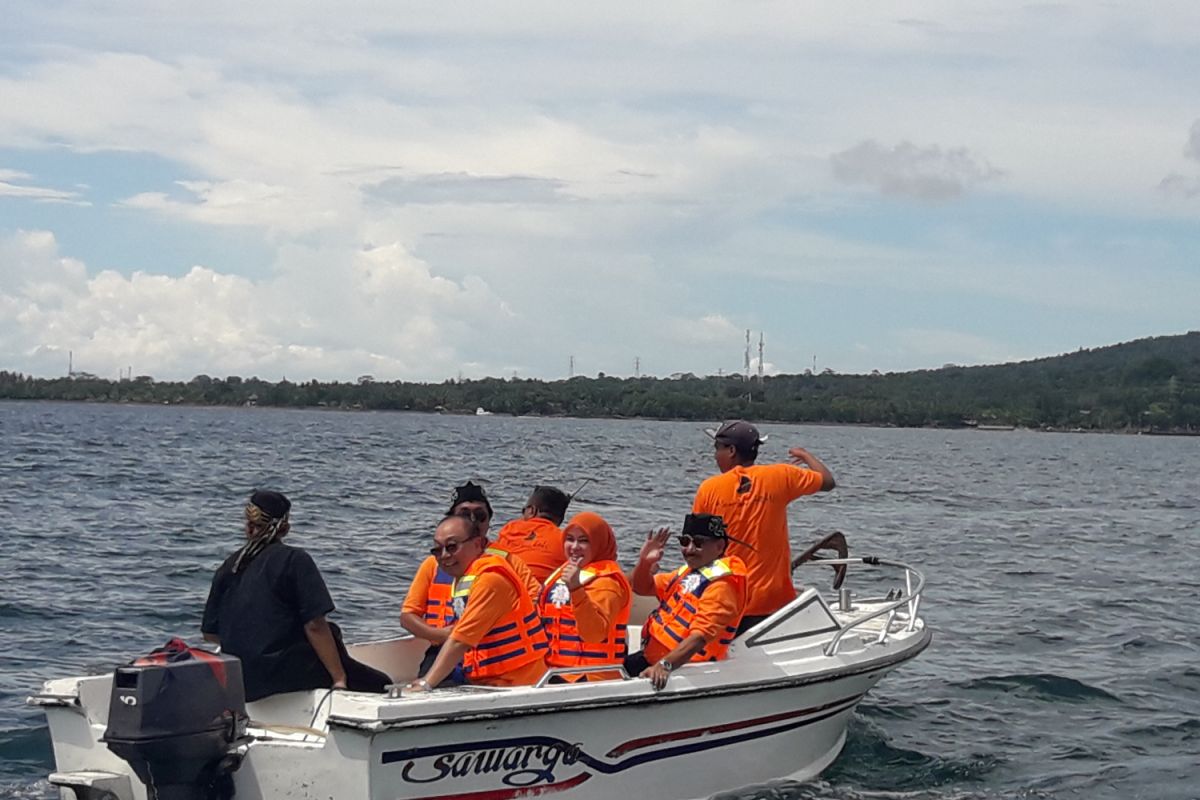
[103, 638, 247, 800]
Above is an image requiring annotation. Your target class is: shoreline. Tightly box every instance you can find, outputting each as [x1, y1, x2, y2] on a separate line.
[4, 397, 1196, 437]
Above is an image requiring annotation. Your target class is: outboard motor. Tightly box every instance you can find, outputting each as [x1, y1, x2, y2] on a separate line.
[103, 638, 247, 799]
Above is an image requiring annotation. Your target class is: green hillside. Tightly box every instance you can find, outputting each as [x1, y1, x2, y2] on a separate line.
[3, 331, 1199, 433]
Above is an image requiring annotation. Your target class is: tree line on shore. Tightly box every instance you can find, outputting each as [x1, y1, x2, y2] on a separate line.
[3, 332, 1198, 433]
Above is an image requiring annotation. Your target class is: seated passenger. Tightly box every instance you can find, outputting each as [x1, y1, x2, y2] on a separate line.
[492, 485, 570, 583]
[400, 482, 540, 682]
[201, 491, 390, 701]
[405, 516, 548, 692]
[539, 512, 632, 682]
[623, 513, 747, 690]
[445, 480, 541, 600]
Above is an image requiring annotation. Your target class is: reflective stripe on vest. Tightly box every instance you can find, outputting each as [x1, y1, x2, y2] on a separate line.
[423, 567, 456, 628]
[538, 560, 631, 667]
[452, 554, 549, 679]
[643, 557, 745, 662]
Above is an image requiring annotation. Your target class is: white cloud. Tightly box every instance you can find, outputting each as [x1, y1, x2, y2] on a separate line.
[888, 328, 1024, 367]
[665, 314, 743, 347]
[1186, 119, 1200, 162]
[1159, 120, 1200, 200]
[0, 169, 88, 205]
[122, 179, 351, 235]
[2, 2, 1199, 380]
[1159, 173, 1200, 199]
[0, 230, 511, 380]
[830, 140, 1001, 201]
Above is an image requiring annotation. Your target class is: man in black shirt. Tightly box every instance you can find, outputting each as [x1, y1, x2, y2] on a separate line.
[201, 490, 389, 701]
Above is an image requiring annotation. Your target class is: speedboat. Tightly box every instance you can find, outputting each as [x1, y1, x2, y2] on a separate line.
[29, 543, 930, 800]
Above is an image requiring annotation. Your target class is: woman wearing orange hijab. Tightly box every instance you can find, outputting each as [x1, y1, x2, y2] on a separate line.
[538, 512, 632, 682]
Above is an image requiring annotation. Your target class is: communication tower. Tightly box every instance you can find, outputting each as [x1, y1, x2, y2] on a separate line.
[758, 333, 764, 384]
[744, 330, 751, 380]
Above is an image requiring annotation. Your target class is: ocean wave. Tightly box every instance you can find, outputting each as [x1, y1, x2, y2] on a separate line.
[953, 674, 1122, 704]
[1119, 717, 1200, 742]
[822, 717, 1003, 790]
[0, 725, 54, 781]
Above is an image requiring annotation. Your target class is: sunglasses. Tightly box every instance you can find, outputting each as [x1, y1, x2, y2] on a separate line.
[430, 533, 480, 558]
[453, 508, 490, 524]
[677, 534, 719, 548]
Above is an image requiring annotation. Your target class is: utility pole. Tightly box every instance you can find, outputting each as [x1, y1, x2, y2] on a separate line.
[68, 350, 73, 378]
[743, 330, 751, 380]
[569, 355, 575, 378]
[634, 357, 640, 378]
[757, 332, 764, 384]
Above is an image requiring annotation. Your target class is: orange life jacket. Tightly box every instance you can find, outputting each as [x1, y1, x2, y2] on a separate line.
[423, 564, 457, 629]
[493, 517, 563, 583]
[451, 554, 549, 680]
[539, 560, 631, 668]
[643, 556, 747, 662]
[484, 545, 542, 602]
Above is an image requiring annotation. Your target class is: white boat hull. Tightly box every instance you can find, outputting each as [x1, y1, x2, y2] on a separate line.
[33, 570, 930, 800]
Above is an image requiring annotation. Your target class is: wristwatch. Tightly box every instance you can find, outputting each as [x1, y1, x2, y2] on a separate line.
[657, 659, 674, 673]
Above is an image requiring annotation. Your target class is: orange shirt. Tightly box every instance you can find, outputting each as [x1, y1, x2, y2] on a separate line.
[493, 517, 565, 584]
[568, 576, 630, 643]
[402, 550, 539, 621]
[400, 556, 440, 617]
[449, 570, 547, 686]
[642, 570, 744, 664]
[692, 463, 824, 616]
[487, 547, 542, 602]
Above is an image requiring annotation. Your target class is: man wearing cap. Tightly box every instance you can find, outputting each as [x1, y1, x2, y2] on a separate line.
[202, 490, 391, 701]
[623, 514, 748, 690]
[491, 485, 570, 583]
[693, 420, 835, 634]
[400, 482, 540, 680]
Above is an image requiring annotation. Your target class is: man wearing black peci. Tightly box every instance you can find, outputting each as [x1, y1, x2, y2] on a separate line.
[202, 490, 390, 701]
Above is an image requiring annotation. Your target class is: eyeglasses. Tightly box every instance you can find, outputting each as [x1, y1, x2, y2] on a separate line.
[453, 507, 490, 524]
[430, 534, 480, 558]
[678, 534, 719, 548]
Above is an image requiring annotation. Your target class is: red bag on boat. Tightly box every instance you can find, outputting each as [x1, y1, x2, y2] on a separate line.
[132, 637, 230, 687]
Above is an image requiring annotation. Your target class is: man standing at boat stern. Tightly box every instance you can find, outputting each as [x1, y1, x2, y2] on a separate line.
[201, 490, 391, 701]
[692, 421, 835, 634]
[405, 515, 548, 692]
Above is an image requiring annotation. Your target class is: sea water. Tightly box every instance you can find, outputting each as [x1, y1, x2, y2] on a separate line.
[1, 402, 1197, 799]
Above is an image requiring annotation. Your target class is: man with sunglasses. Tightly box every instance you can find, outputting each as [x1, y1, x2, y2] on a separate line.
[448, 480, 541, 599]
[693, 420, 835, 634]
[400, 482, 539, 681]
[623, 514, 748, 690]
[405, 515, 548, 691]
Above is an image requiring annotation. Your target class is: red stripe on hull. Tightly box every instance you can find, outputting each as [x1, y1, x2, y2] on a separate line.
[604, 693, 864, 758]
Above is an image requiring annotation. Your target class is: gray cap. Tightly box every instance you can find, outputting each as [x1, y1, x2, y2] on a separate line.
[704, 420, 768, 450]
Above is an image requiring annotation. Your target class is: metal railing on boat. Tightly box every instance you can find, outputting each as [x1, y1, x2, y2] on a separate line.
[794, 556, 926, 657]
[533, 664, 631, 688]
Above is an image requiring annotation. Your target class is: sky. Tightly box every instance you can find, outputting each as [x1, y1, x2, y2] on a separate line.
[2, 2, 1198, 382]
